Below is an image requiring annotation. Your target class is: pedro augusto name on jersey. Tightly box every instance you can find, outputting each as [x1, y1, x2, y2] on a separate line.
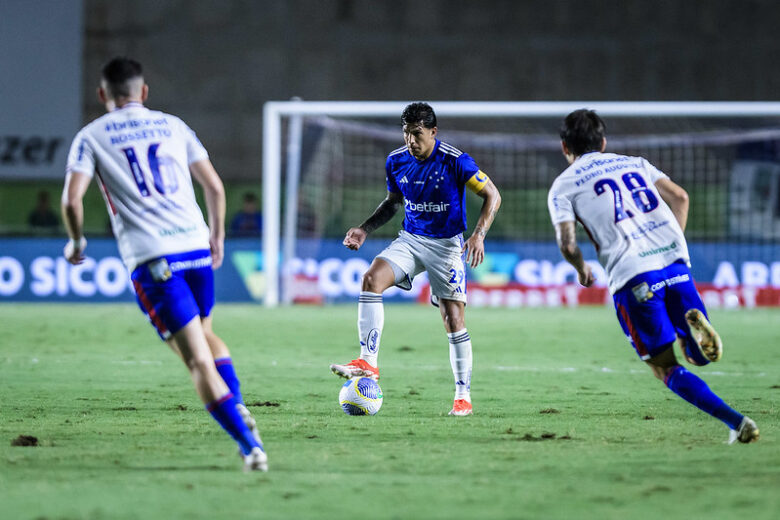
[570, 155, 644, 187]
[548, 151, 690, 294]
[386, 140, 487, 239]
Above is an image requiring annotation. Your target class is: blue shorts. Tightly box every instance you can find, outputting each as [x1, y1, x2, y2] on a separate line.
[612, 261, 710, 364]
[131, 250, 214, 340]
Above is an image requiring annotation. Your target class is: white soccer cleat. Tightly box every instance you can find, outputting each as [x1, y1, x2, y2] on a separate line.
[329, 359, 380, 380]
[685, 309, 723, 363]
[243, 446, 268, 472]
[236, 403, 263, 447]
[236, 403, 267, 470]
[727, 416, 759, 445]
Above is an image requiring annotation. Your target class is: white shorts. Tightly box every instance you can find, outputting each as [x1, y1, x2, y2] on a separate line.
[377, 230, 467, 303]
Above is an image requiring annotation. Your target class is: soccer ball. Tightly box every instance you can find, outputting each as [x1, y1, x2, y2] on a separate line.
[339, 377, 383, 415]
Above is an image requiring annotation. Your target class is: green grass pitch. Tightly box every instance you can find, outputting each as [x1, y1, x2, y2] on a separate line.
[1, 304, 778, 519]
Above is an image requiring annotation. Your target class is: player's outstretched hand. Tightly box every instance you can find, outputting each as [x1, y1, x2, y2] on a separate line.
[578, 264, 595, 287]
[63, 236, 87, 265]
[343, 227, 367, 250]
[463, 234, 485, 268]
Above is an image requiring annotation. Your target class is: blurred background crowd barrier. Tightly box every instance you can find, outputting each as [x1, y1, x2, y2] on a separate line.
[1, 0, 778, 306]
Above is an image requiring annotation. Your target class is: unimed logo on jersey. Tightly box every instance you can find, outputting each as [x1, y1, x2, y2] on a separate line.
[404, 199, 450, 212]
[638, 241, 677, 258]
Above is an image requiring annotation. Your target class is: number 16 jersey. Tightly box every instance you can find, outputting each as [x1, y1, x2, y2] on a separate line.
[547, 151, 689, 294]
[66, 102, 211, 271]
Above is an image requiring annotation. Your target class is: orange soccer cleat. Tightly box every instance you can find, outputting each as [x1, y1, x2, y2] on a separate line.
[329, 359, 380, 380]
[448, 398, 473, 416]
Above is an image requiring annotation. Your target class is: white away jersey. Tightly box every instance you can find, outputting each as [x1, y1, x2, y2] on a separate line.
[66, 102, 211, 270]
[548, 152, 689, 294]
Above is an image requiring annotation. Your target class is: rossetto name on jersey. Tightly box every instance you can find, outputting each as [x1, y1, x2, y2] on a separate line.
[104, 117, 172, 145]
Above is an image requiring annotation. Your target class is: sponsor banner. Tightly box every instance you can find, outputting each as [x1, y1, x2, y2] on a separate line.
[419, 283, 780, 309]
[418, 284, 611, 308]
[1, 238, 779, 307]
[0, 238, 251, 303]
[697, 284, 780, 309]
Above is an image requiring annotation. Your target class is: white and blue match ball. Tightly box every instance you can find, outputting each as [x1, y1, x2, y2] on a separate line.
[339, 377, 383, 416]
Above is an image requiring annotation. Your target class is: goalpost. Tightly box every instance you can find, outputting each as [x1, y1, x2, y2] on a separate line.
[262, 101, 780, 307]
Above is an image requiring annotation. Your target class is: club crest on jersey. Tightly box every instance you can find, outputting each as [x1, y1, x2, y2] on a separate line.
[631, 282, 653, 303]
[366, 329, 380, 353]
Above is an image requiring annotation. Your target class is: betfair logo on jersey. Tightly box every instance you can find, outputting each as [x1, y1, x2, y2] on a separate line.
[404, 199, 450, 212]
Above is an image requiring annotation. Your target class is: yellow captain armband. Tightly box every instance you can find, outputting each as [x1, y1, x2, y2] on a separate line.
[465, 170, 490, 193]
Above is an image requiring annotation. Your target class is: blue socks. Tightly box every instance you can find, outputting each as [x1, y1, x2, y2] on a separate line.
[206, 393, 261, 456]
[215, 357, 244, 405]
[664, 365, 744, 430]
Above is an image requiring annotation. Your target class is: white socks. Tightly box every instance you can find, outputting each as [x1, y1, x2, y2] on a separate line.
[358, 291, 472, 401]
[447, 328, 472, 401]
[357, 291, 383, 367]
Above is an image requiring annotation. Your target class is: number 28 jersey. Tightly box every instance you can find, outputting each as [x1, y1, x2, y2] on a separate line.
[66, 102, 211, 271]
[547, 151, 689, 294]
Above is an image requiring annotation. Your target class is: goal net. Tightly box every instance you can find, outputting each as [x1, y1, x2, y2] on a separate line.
[262, 102, 780, 307]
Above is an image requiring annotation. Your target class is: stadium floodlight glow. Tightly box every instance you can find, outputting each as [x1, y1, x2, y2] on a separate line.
[262, 101, 780, 307]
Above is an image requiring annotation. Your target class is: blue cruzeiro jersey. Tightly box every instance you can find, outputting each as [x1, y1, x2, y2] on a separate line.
[386, 140, 482, 238]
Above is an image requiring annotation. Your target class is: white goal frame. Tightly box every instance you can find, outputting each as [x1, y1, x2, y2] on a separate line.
[262, 101, 780, 307]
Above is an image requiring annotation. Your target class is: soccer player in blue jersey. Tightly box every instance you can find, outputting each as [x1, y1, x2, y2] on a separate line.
[548, 109, 758, 443]
[61, 57, 268, 470]
[330, 102, 502, 416]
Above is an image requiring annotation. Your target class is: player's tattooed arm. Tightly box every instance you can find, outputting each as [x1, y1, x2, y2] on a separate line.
[360, 191, 404, 234]
[472, 179, 501, 237]
[463, 178, 501, 268]
[343, 191, 403, 250]
[555, 221, 594, 287]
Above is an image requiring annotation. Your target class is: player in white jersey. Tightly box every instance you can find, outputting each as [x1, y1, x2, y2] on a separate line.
[548, 109, 758, 443]
[62, 57, 268, 470]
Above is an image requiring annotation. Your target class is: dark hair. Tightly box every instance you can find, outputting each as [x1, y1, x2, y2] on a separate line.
[559, 109, 606, 156]
[101, 57, 143, 99]
[402, 102, 437, 129]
